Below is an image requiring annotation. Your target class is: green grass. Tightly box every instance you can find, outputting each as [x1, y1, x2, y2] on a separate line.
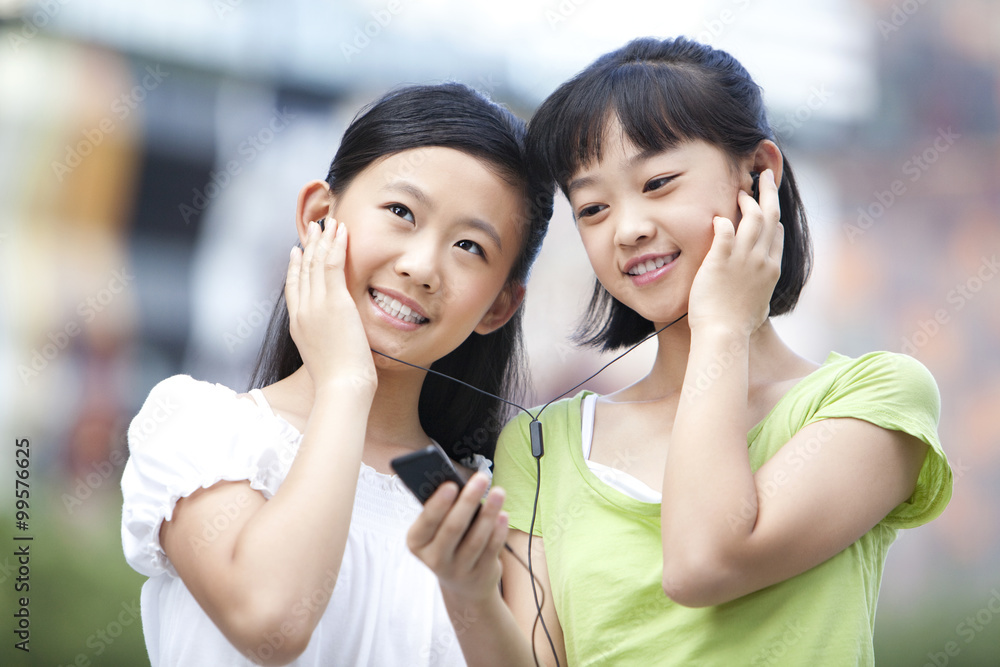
[875, 588, 1000, 667]
[2, 481, 149, 667]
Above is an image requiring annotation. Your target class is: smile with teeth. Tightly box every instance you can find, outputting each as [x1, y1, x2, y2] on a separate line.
[370, 289, 428, 324]
[627, 253, 679, 276]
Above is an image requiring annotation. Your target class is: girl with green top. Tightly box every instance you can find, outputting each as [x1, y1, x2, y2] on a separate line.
[407, 37, 953, 666]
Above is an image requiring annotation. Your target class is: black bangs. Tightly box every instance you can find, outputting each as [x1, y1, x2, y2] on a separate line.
[528, 37, 769, 194]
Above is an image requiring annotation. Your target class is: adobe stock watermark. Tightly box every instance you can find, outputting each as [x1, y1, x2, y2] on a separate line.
[51, 65, 170, 183]
[213, 0, 244, 19]
[55, 599, 141, 667]
[772, 85, 833, 139]
[921, 588, 1000, 667]
[421, 607, 478, 663]
[244, 569, 338, 664]
[178, 106, 296, 225]
[0, 556, 14, 585]
[844, 126, 959, 243]
[900, 253, 999, 356]
[62, 433, 128, 514]
[340, 0, 404, 62]
[188, 487, 256, 556]
[727, 420, 844, 532]
[187, 442, 297, 555]
[449, 406, 508, 463]
[17, 267, 135, 385]
[224, 289, 281, 353]
[475, 73, 501, 95]
[750, 620, 807, 666]
[545, 0, 590, 29]
[684, 321, 757, 399]
[6, 0, 72, 54]
[695, 0, 753, 44]
[878, 0, 935, 40]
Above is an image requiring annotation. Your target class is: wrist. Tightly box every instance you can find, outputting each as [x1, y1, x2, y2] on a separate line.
[440, 579, 503, 615]
[313, 375, 377, 402]
[689, 320, 753, 346]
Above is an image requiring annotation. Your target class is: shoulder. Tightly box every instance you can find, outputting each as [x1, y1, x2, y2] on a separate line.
[828, 350, 936, 383]
[121, 376, 296, 576]
[820, 351, 940, 423]
[498, 390, 593, 443]
[127, 375, 253, 450]
[494, 390, 591, 476]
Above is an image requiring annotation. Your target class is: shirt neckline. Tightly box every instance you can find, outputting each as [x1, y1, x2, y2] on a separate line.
[566, 352, 845, 513]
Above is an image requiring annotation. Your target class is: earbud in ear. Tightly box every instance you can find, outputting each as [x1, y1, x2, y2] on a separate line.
[750, 171, 760, 202]
[296, 218, 327, 249]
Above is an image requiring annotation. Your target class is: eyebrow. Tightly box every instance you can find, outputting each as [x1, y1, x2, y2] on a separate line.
[382, 181, 430, 206]
[381, 181, 503, 251]
[464, 218, 504, 251]
[566, 148, 666, 195]
[566, 174, 596, 196]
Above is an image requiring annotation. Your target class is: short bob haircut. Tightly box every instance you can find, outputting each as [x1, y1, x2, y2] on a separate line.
[250, 83, 553, 461]
[527, 36, 812, 351]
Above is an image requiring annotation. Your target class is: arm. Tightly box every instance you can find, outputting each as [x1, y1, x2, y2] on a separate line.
[407, 478, 567, 667]
[660, 172, 928, 607]
[161, 221, 377, 664]
[500, 530, 567, 667]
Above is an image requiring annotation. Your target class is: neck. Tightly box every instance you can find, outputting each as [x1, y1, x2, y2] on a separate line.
[636, 318, 797, 398]
[268, 359, 431, 451]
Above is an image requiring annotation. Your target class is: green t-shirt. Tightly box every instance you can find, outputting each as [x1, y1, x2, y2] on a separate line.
[494, 352, 952, 666]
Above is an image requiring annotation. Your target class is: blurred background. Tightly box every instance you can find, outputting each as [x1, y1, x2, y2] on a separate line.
[0, 0, 997, 664]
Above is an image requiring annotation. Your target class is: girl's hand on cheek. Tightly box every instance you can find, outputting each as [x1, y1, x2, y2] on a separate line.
[688, 169, 784, 336]
[286, 220, 377, 393]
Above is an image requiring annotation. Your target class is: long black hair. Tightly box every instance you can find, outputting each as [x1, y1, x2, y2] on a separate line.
[527, 36, 812, 351]
[248, 83, 553, 461]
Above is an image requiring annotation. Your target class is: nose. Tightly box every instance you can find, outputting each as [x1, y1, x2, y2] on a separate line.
[394, 235, 442, 293]
[612, 207, 657, 248]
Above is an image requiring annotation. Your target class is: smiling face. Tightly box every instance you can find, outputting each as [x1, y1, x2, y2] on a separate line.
[567, 128, 748, 326]
[326, 146, 526, 367]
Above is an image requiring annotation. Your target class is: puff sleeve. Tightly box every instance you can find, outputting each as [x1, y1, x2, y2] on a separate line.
[120, 376, 301, 577]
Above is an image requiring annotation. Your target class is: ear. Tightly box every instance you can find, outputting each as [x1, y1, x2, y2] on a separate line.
[295, 180, 335, 244]
[751, 139, 784, 188]
[474, 282, 526, 335]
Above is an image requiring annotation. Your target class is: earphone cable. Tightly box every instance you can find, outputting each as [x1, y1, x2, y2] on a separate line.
[371, 312, 687, 424]
[370, 311, 688, 667]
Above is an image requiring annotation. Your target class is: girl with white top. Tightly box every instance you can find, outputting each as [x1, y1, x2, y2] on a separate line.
[121, 83, 552, 666]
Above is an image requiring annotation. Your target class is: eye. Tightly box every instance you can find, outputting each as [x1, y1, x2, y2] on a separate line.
[643, 175, 675, 193]
[576, 204, 607, 220]
[387, 203, 414, 222]
[455, 239, 484, 257]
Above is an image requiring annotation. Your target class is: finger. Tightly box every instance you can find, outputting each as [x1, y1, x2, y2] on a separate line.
[733, 190, 763, 255]
[473, 509, 509, 572]
[768, 221, 785, 265]
[483, 511, 510, 566]
[308, 220, 336, 302]
[406, 482, 460, 551]
[324, 221, 348, 293]
[285, 245, 302, 321]
[707, 215, 736, 261]
[434, 473, 491, 557]
[758, 168, 781, 239]
[455, 486, 506, 569]
[298, 220, 321, 305]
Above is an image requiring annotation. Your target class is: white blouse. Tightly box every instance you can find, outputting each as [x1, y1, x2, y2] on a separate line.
[121, 375, 483, 666]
